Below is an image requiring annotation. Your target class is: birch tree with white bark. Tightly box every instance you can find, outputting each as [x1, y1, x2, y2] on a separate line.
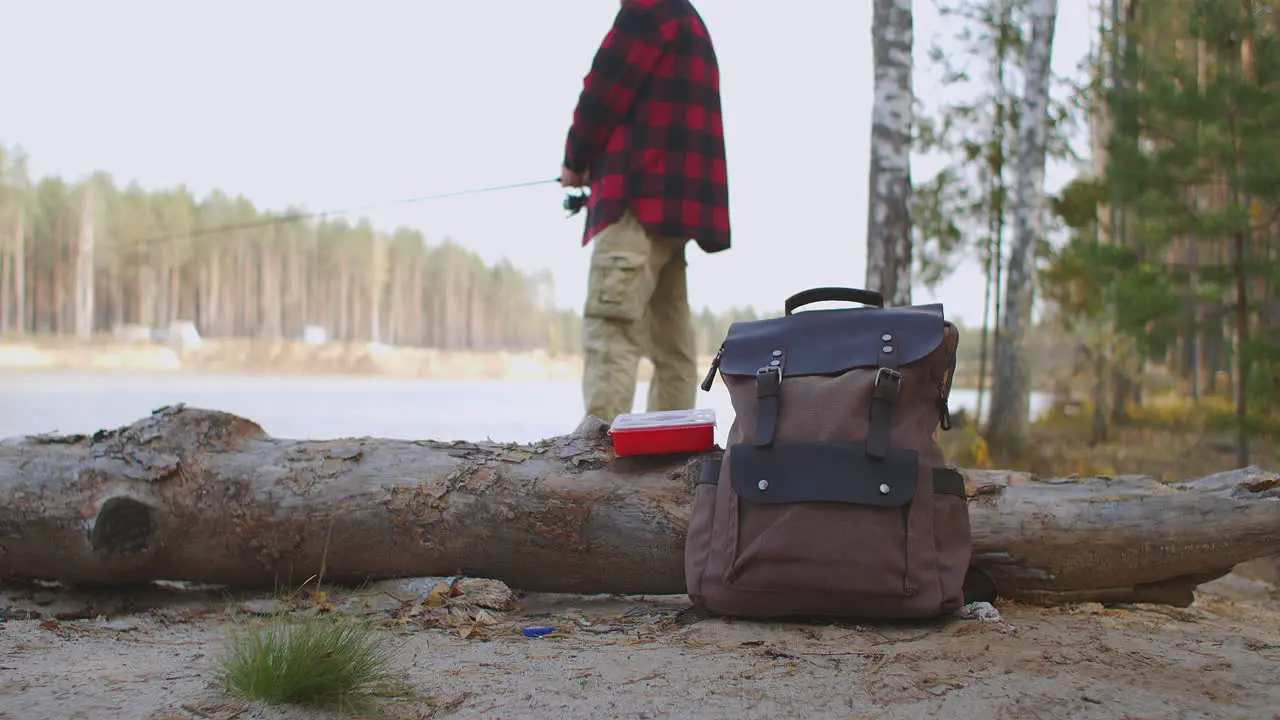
[865, 0, 915, 306]
[986, 0, 1059, 459]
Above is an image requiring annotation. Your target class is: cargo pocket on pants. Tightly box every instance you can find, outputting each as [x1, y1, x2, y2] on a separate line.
[584, 250, 649, 321]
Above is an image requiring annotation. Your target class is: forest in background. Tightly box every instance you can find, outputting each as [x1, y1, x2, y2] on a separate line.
[892, 0, 1280, 467]
[0, 144, 1074, 381]
[0, 149, 576, 354]
[0, 148, 775, 360]
[1, 0, 1278, 471]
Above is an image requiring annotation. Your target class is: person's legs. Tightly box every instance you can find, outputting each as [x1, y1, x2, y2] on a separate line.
[580, 213, 678, 424]
[645, 238, 698, 413]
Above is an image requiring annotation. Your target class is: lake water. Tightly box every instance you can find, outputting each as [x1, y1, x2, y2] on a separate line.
[0, 371, 1053, 445]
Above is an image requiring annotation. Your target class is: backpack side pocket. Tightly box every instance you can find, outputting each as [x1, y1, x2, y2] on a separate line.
[684, 458, 722, 603]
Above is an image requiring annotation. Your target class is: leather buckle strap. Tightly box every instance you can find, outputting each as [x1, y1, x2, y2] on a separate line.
[753, 366, 782, 447]
[697, 458, 722, 485]
[867, 332, 901, 460]
[873, 367, 903, 397]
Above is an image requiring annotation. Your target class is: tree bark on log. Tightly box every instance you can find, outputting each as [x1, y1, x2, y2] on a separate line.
[1, 406, 1277, 607]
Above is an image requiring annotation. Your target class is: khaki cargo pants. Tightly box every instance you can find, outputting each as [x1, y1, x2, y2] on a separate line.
[582, 211, 698, 425]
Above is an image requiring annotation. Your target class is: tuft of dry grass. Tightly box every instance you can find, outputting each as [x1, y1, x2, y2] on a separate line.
[937, 421, 992, 469]
[939, 394, 1276, 479]
[1025, 394, 1276, 480]
[216, 613, 394, 710]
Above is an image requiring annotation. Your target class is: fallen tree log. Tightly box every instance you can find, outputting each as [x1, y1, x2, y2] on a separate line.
[0, 405, 1277, 607]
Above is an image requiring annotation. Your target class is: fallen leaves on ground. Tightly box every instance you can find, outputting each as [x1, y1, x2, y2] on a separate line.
[383, 577, 519, 639]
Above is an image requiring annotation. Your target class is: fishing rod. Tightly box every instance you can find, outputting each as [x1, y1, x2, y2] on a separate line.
[119, 177, 592, 250]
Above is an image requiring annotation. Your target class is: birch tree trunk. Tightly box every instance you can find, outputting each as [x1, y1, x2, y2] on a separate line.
[13, 205, 24, 335]
[864, 0, 914, 307]
[74, 188, 95, 343]
[1189, 37, 1210, 402]
[338, 256, 350, 342]
[1233, 24, 1258, 469]
[370, 233, 387, 345]
[0, 226, 10, 334]
[203, 254, 220, 336]
[986, 0, 1059, 459]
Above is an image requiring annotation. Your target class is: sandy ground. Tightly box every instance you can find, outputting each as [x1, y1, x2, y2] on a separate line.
[2, 573, 1279, 720]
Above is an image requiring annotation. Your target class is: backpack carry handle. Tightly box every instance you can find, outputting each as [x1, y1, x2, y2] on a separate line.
[784, 287, 885, 315]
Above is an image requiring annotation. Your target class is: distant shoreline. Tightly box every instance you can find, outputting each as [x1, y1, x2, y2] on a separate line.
[0, 337, 1040, 393]
[0, 337, 681, 383]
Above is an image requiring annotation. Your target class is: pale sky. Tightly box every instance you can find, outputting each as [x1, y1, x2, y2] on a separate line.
[1, 0, 1096, 326]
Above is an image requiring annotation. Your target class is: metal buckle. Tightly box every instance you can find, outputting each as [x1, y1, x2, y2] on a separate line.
[756, 365, 783, 383]
[874, 367, 902, 389]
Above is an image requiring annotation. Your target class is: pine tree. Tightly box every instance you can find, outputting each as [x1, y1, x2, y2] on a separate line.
[1043, 0, 1280, 465]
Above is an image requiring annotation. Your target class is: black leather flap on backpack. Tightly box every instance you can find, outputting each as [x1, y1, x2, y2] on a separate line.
[718, 304, 947, 378]
[729, 442, 919, 508]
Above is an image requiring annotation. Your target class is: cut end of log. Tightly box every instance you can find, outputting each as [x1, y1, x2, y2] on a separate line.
[89, 496, 156, 558]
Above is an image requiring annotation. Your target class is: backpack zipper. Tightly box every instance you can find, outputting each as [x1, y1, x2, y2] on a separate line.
[700, 344, 725, 391]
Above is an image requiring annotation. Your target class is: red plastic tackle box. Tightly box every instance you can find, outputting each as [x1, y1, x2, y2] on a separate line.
[608, 408, 717, 457]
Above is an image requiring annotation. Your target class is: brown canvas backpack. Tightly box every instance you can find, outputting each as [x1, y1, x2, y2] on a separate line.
[685, 287, 972, 620]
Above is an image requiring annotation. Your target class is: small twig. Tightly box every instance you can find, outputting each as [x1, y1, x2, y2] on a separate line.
[620, 672, 665, 685]
[423, 692, 473, 718]
[178, 704, 216, 720]
[799, 650, 886, 658]
[871, 631, 932, 646]
[317, 517, 334, 592]
[866, 652, 896, 675]
[132, 639, 205, 646]
[293, 574, 318, 597]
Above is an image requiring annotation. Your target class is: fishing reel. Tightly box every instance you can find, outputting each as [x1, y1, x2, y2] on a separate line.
[563, 189, 590, 217]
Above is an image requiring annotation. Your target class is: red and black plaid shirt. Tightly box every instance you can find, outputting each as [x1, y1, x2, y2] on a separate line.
[564, 0, 731, 254]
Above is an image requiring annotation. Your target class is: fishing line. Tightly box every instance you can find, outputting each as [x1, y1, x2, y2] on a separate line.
[120, 176, 575, 250]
